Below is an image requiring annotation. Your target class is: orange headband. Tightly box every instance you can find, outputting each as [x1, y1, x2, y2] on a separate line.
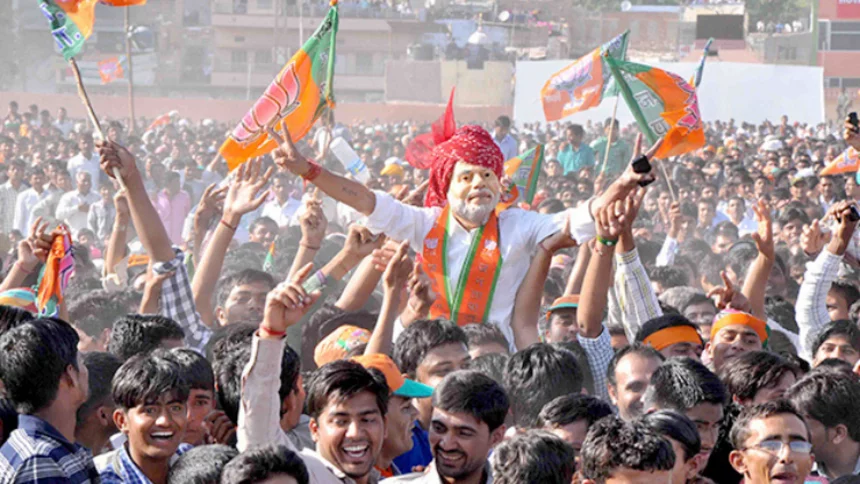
[710, 312, 768, 343]
[643, 326, 703, 351]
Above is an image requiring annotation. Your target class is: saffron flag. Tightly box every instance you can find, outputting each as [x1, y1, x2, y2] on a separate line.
[505, 145, 544, 204]
[541, 31, 629, 122]
[38, 0, 146, 61]
[263, 242, 275, 272]
[690, 38, 713, 89]
[820, 147, 860, 176]
[98, 56, 126, 84]
[605, 57, 705, 159]
[219, 4, 339, 171]
[405, 88, 456, 170]
[35, 227, 75, 317]
[146, 111, 178, 132]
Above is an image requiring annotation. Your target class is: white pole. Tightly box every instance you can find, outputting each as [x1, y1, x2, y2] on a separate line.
[246, 58, 252, 100]
[299, 0, 304, 46]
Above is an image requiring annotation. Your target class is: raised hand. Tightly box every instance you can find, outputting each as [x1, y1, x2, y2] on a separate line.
[707, 270, 752, 313]
[300, 191, 327, 248]
[268, 124, 312, 177]
[223, 159, 273, 223]
[800, 219, 830, 257]
[667, 202, 683, 241]
[372, 238, 403, 272]
[203, 410, 236, 446]
[262, 262, 322, 334]
[540, 217, 578, 254]
[617, 134, 661, 190]
[401, 261, 435, 327]
[751, 199, 774, 260]
[844, 116, 860, 152]
[343, 224, 384, 265]
[828, 200, 860, 256]
[97, 140, 138, 182]
[18, 217, 51, 272]
[382, 240, 411, 293]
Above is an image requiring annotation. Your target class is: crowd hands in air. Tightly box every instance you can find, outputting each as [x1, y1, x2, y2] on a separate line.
[1, 100, 860, 484]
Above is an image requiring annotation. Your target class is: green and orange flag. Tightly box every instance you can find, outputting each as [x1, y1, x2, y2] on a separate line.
[220, 3, 339, 171]
[605, 56, 705, 159]
[499, 145, 544, 210]
[38, 0, 146, 61]
[541, 31, 629, 122]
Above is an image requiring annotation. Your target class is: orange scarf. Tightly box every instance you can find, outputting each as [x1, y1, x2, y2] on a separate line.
[422, 205, 503, 325]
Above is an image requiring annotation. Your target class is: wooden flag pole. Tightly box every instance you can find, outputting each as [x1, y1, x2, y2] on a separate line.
[658, 157, 677, 201]
[68, 57, 128, 192]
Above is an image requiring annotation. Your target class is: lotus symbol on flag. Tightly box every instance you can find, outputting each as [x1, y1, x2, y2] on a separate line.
[425, 238, 438, 250]
[231, 64, 302, 145]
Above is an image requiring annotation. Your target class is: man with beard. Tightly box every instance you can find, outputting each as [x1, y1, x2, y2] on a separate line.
[271, 124, 656, 347]
[389, 370, 508, 484]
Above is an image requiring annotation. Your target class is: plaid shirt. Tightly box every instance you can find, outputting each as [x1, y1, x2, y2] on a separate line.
[614, 249, 663, 342]
[796, 249, 843, 361]
[96, 443, 190, 484]
[0, 415, 100, 484]
[154, 248, 212, 353]
[577, 328, 615, 403]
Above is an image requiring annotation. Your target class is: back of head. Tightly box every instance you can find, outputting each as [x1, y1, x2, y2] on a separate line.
[112, 349, 190, 411]
[718, 351, 799, 403]
[462, 323, 509, 354]
[393, 319, 468, 379]
[639, 410, 701, 462]
[67, 290, 129, 340]
[643, 358, 726, 412]
[580, 416, 675, 483]
[171, 348, 215, 392]
[785, 369, 860, 442]
[219, 445, 309, 484]
[0, 317, 80, 414]
[108, 314, 185, 361]
[491, 430, 576, 484]
[0, 304, 34, 335]
[551, 341, 595, 395]
[77, 352, 122, 424]
[463, 352, 509, 385]
[505, 343, 584, 429]
[306, 360, 389, 421]
[730, 400, 807, 450]
[433, 370, 509, 433]
[538, 394, 613, 429]
[168, 444, 238, 484]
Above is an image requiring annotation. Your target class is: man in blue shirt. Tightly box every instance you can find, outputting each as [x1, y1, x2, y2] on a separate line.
[492, 115, 519, 161]
[556, 124, 595, 176]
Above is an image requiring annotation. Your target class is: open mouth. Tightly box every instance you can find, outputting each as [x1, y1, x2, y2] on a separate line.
[436, 449, 465, 467]
[150, 431, 175, 443]
[770, 472, 797, 483]
[341, 444, 370, 461]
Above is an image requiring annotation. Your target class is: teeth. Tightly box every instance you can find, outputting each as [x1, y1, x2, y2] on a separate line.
[344, 446, 366, 452]
[151, 432, 173, 438]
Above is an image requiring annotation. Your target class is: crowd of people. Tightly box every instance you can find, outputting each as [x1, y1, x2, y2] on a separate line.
[0, 96, 859, 484]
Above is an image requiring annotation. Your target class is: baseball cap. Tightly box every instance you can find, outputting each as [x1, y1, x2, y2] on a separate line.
[352, 354, 433, 399]
[548, 295, 579, 313]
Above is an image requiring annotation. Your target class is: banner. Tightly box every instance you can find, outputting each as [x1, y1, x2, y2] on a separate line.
[219, 4, 339, 171]
[38, 0, 146, 61]
[540, 31, 629, 122]
[606, 57, 705, 159]
[820, 147, 860, 176]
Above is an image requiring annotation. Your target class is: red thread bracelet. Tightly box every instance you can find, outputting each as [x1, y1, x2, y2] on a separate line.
[220, 219, 237, 232]
[260, 325, 286, 337]
[302, 162, 322, 181]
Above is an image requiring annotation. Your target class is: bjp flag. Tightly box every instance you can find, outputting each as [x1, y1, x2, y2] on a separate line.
[540, 31, 628, 122]
[605, 57, 705, 159]
[219, 3, 339, 171]
[497, 145, 544, 212]
[38, 0, 146, 61]
[98, 56, 125, 84]
[35, 226, 75, 317]
[820, 148, 860, 176]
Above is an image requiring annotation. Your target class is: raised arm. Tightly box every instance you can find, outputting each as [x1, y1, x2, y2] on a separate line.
[365, 241, 410, 356]
[565, 243, 591, 296]
[104, 191, 130, 281]
[192, 160, 272, 325]
[742, 199, 775, 321]
[288, 194, 326, 281]
[578, 202, 626, 339]
[190, 184, 227, 269]
[0, 218, 51, 292]
[269, 127, 376, 215]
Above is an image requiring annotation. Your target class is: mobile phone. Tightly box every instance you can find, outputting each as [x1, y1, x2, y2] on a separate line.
[850, 112, 859, 131]
[631, 155, 655, 187]
[848, 205, 860, 223]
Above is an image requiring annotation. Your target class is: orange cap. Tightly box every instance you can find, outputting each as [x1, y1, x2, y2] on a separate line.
[314, 325, 371, 367]
[352, 354, 433, 398]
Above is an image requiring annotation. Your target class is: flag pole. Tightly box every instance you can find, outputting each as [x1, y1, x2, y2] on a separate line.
[68, 57, 128, 192]
[124, 7, 136, 134]
[601, 95, 620, 175]
[660, 157, 677, 201]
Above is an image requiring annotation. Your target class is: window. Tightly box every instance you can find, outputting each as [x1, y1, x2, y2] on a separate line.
[257, 0, 273, 9]
[231, 50, 248, 68]
[831, 33, 860, 51]
[355, 52, 374, 75]
[255, 49, 272, 65]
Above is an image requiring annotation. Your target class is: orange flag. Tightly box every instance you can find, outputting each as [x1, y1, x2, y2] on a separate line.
[820, 148, 860, 176]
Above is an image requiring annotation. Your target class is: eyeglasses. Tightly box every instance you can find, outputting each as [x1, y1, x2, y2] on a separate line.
[745, 439, 813, 456]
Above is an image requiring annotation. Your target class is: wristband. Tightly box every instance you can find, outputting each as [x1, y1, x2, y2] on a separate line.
[300, 242, 321, 250]
[597, 235, 618, 247]
[538, 241, 551, 254]
[260, 325, 286, 337]
[220, 219, 237, 232]
[302, 162, 322, 181]
[302, 270, 328, 293]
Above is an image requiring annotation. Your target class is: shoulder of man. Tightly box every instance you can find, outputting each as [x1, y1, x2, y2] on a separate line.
[386, 465, 440, 483]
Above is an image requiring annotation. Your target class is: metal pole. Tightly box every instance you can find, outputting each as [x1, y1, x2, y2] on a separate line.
[299, 0, 304, 46]
[246, 58, 253, 100]
[124, 7, 136, 134]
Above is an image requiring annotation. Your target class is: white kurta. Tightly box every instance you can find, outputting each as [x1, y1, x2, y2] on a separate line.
[363, 191, 596, 344]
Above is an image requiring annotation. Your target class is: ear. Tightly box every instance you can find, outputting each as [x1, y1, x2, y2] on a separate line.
[834, 424, 850, 445]
[490, 425, 506, 447]
[97, 406, 112, 427]
[98, 328, 112, 351]
[728, 450, 747, 475]
[731, 394, 743, 406]
[607, 384, 618, 405]
[215, 307, 227, 327]
[704, 341, 713, 356]
[309, 417, 320, 443]
[113, 409, 129, 434]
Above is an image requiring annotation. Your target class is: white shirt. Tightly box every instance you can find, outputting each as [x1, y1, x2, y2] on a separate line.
[261, 197, 302, 227]
[56, 190, 100, 236]
[494, 133, 518, 161]
[13, 188, 49, 234]
[730, 215, 759, 237]
[67, 152, 101, 190]
[363, 191, 596, 346]
[53, 119, 74, 136]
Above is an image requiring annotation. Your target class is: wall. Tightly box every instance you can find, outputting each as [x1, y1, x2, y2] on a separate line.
[384, 60, 513, 105]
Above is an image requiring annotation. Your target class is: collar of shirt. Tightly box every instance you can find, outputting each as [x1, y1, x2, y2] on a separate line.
[812, 454, 860, 479]
[111, 443, 190, 484]
[305, 449, 381, 484]
[17, 415, 80, 454]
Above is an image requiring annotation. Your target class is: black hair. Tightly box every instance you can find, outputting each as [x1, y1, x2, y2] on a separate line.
[700, 253, 726, 289]
[111, 349, 190, 410]
[214, 269, 275, 308]
[168, 444, 239, 484]
[643, 358, 727, 412]
[462, 323, 509, 353]
[305, 360, 389, 421]
[566, 123, 584, 136]
[640, 410, 701, 462]
[67, 290, 130, 339]
[832, 280, 860, 311]
[0, 317, 80, 414]
[635, 314, 702, 345]
[580, 416, 675, 483]
[786, 369, 860, 441]
[812, 319, 860, 359]
[495, 116, 511, 129]
[463, 352, 509, 386]
[504, 343, 583, 429]
[551, 341, 595, 395]
[433, 370, 509, 432]
[77, 352, 122, 424]
[724, 246, 758, 286]
[832, 476, 860, 484]
[0, 399, 17, 446]
[0, 304, 33, 335]
[171, 348, 215, 392]
[220, 445, 309, 484]
[537, 394, 613, 429]
[730, 400, 809, 450]
[718, 351, 799, 403]
[249, 216, 278, 233]
[764, 296, 798, 333]
[393, 319, 468, 379]
[648, 266, 689, 291]
[108, 314, 185, 361]
[212, 326, 301, 424]
[607, 343, 665, 389]
[491, 430, 577, 484]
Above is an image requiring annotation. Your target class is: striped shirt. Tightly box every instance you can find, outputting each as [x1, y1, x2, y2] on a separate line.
[96, 443, 191, 484]
[0, 415, 99, 484]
